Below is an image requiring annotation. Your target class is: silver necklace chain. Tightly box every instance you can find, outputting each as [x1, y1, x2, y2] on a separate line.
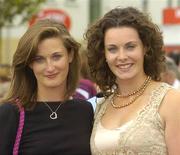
[44, 102, 63, 120]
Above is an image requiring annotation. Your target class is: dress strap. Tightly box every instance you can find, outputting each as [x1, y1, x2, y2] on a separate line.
[13, 98, 25, 155]
[94, 97, 106, 118]
[150, 83, 171, 110]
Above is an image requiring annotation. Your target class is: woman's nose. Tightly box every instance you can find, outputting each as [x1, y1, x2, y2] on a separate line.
[117, 49, 128, 60]
[46, 60, 55, 71]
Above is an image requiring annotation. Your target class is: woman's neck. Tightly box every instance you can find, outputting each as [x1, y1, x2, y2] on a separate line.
[116, 75, 148, 95]
[37, 87, 66, 102]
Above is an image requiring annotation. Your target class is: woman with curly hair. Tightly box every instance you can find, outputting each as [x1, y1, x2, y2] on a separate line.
[85, 7, 180, 154]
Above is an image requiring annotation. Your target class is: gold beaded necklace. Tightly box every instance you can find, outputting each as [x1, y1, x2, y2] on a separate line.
[111, 76, 151, 109]
[116, 76, 151, 98]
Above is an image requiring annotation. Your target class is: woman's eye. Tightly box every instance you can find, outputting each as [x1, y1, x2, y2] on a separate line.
[126, 45, 136, 50]
[33, 57, 44, 63]
[52, 54, 61, 61]
[107, 47, 117, 53]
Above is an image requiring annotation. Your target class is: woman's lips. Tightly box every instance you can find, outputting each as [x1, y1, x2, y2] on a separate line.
[45, 73, 58, 79]
[117, 63, 133, 70]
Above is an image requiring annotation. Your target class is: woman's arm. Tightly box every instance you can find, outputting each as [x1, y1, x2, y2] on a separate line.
[0, 103, 19, 154]
[161, 89, 180, 155]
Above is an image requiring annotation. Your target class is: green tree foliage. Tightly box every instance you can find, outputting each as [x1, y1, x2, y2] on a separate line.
[0, 0, 46, 28]
[0, 0, 46, 62]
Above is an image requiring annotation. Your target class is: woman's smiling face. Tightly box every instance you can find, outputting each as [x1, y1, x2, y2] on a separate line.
[30, 37, 73, 91]
[104, 26, 146, 81]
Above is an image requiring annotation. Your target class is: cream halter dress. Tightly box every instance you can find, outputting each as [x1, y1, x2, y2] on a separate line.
[91, 83, 171, 155]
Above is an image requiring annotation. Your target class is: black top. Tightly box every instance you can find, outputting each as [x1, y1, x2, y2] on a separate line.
[0, 99, 94, 155]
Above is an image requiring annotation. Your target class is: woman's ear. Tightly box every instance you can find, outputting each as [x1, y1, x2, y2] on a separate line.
[143, 46, 148, 56]
[29, 63, 33, 69]
[143, 46, 147, 55]
[68, 51, 74, 63]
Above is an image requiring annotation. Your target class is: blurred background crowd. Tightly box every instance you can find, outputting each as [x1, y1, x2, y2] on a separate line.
[1, 0, 180, 100]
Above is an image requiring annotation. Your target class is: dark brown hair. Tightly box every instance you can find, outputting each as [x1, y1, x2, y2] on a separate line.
[79, 47, 92, 80]
[3, 19, 80, 108]
[85, 7, 165, 95]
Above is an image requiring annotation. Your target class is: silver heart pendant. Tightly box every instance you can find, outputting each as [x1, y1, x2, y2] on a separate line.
[50, 112, 58, 120]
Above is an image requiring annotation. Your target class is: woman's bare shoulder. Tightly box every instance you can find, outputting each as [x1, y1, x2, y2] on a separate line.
[160, 87, 180, 121]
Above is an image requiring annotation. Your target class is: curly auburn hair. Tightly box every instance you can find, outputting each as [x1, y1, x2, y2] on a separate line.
[85, 7, 165, 95]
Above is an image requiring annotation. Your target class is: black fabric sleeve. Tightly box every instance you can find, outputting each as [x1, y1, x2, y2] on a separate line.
[76, 99, 94, 128]
[0, 103, 19, 155]
[87, 101, 94, 131]
[86, 100, 94, 123]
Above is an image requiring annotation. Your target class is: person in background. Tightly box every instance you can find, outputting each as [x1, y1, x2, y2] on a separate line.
[161, 56, 180, 89]
[73, 47, 97, 100]
[168, 52, 180, 68]
[85, 7, 180, 154]
[0, 19, 93, 155]
[0, 64, 11, 100]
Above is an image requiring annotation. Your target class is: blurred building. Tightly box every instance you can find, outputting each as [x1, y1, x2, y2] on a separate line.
[1, 0, 180, 64]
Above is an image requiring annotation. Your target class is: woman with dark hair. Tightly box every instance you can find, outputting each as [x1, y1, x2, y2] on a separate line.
[85, 7, 180, 154]
[0, 19, 93, 154]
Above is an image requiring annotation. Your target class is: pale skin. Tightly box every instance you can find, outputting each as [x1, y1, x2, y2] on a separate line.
[30, 37, 73, 102]
[160, 89, 180, 155]
[102, 26, 180, 154]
